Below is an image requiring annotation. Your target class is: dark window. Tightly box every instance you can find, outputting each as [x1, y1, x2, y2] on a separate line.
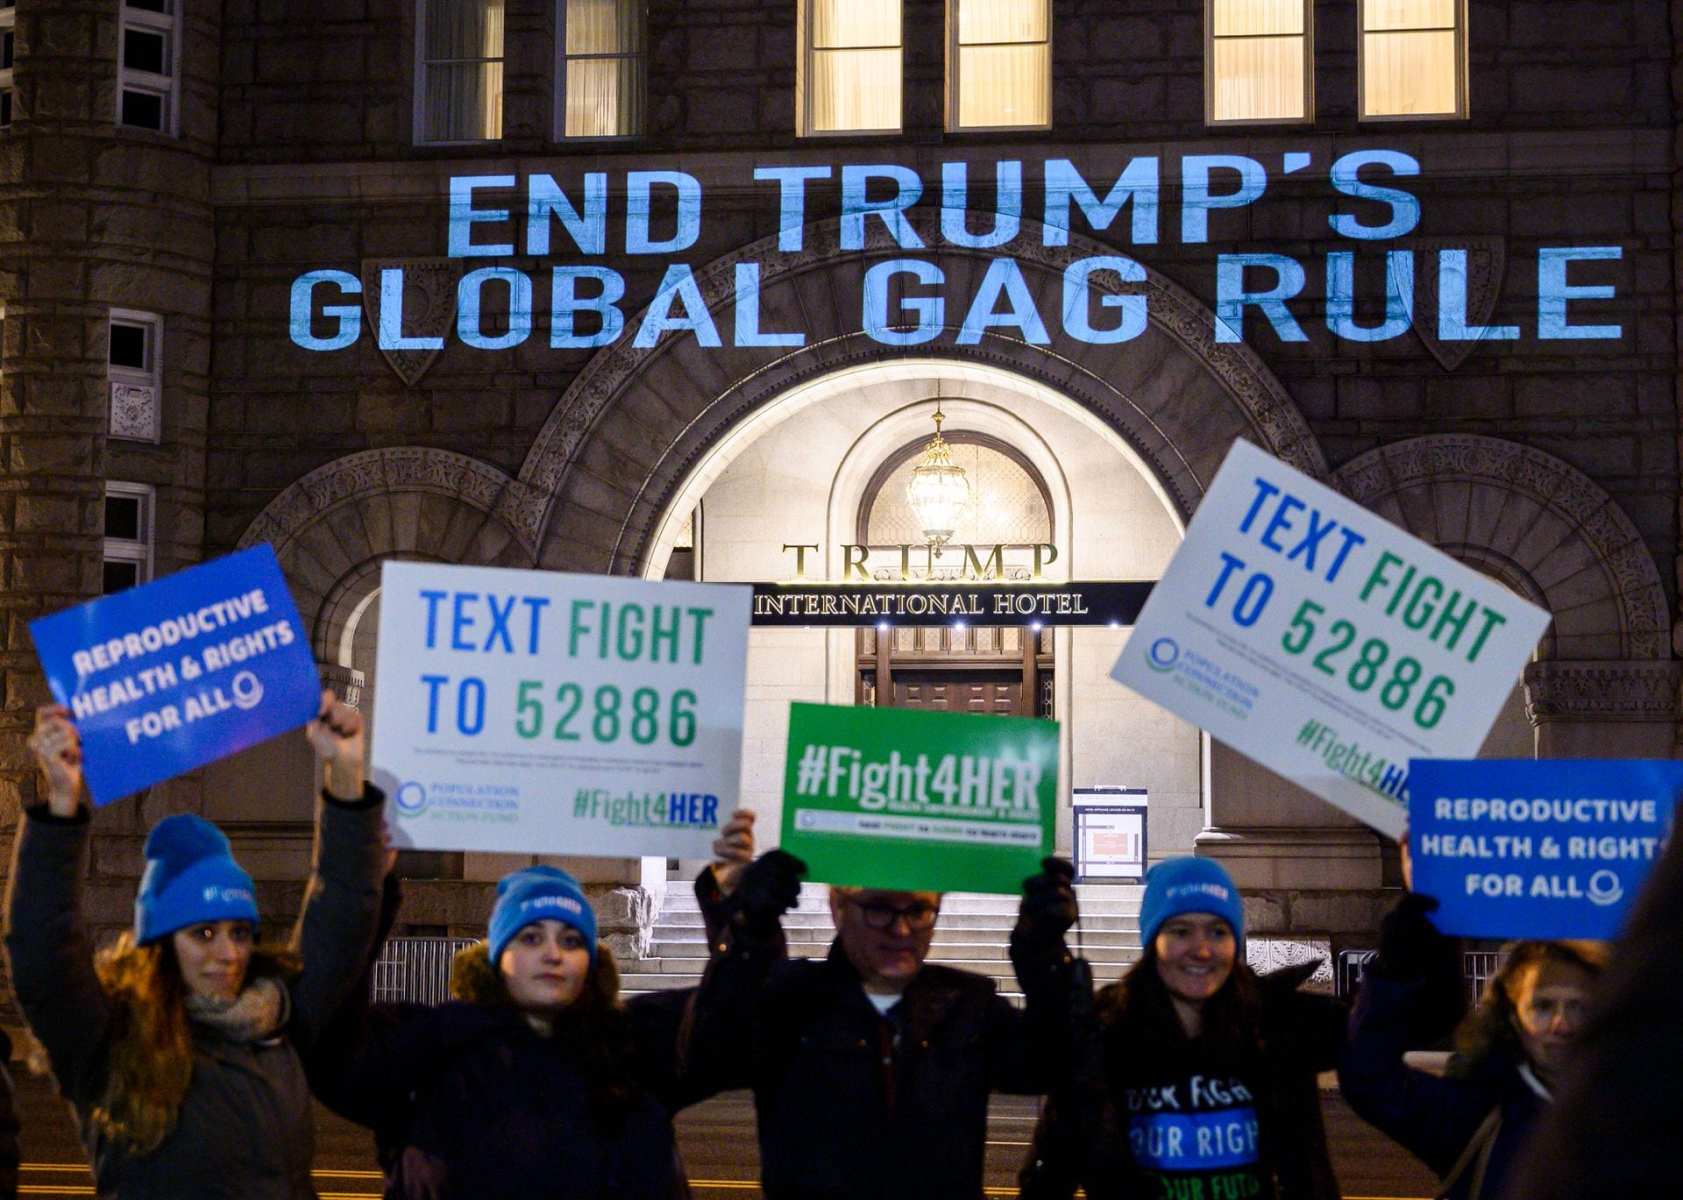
[103, 560, 141, 594]
[0, 92, 10, 129]
[120, 89, 163, 130]
[110, 322, 148, 369]
[105, 495, 143, 540]
[125, 0, 170, 11]
[3, 31, 13, 70]
[123, 28, 166, 75]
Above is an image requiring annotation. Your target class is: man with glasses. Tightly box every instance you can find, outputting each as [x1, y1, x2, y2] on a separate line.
[683, 816, 1082, 1200]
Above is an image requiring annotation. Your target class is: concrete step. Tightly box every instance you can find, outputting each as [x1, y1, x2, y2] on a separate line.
[648, 930, 1142, 958]
[621, 956, 1138, 997]
[646, 943, 1141, 967]
[651, 912, 1142, 933]
[660, 894, 1142, 918]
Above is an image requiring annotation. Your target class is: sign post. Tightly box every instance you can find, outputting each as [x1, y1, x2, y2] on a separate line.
[780, 702, 1058, 894]
[371, 562, 750, 858]
[1072, 787, 1148, 883]
[1111, 439, 1551, 839]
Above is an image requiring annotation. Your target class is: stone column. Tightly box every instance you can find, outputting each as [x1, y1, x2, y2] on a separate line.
[1524, 660, 1683, 757]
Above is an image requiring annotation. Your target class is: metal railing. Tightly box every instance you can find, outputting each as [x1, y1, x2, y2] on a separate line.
[369, 936, 477, 1005]
[1334, 947, 1509, 1008]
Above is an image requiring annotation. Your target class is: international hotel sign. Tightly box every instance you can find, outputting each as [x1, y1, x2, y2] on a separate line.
[750, 541, 1153, 627]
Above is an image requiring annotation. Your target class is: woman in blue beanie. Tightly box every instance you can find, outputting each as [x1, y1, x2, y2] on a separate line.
[1020, 855, 1350, 1200]
[305, 809, 758, 1199]
[4, 693, 385, 1200]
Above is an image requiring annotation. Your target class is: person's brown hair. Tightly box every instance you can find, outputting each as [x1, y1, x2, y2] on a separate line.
[1449, 940, 1608, 1076]
[88, 931, 295, 1153]
[1100, 943, 1262, 1060]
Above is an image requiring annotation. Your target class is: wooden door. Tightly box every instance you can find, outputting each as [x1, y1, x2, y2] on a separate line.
[891, 670, 1021, 714]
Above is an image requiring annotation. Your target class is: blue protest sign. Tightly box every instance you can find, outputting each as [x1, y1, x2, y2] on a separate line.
[1409, 758, 1683, 939]
[28, 544, 321, 806]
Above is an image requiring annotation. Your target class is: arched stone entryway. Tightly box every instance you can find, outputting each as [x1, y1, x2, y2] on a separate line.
[511, 217, 1327, 576]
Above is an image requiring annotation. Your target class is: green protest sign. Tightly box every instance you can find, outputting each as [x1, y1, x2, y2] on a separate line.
[781, 702, 1058, 895]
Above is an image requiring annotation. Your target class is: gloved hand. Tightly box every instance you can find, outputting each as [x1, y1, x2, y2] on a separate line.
[728, 848, 807, 939]
[1012, 857, 1078, 978]
[1375, 891, 1448, 981]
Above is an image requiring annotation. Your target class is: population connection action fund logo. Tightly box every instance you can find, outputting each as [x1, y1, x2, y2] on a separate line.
[395, 781, 429, 816]
[1147, 637, 1181, 673]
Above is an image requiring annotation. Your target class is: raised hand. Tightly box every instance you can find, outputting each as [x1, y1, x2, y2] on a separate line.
[27, 705, 84, 818]
[732, 848, 807, 936]
[1016, 856, 1080, 948]
[711, 808, 757, 896]
[305, 689, 365, 800]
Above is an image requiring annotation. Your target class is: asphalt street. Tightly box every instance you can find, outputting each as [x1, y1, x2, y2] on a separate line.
[13, 1072, 1439, 1198]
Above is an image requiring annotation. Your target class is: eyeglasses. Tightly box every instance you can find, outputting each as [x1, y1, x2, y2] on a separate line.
[850, 899, 938, 932]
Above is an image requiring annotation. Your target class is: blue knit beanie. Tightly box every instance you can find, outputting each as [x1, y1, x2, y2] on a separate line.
[1140, 856, 1245, 948]
[134, 814, 259, 945]
[488, 865, 598, 966]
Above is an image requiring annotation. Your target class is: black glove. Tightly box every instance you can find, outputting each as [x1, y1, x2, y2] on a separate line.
[728, 848, 807, 938]
[1375, 892, 1447, 981]
[1012, 857, 1079, 979]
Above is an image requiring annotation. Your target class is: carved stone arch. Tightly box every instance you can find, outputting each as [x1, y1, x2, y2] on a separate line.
[1336, 434, 1669, 663]
[238, 447, 541, 667]
[514, 215, 1328, 575]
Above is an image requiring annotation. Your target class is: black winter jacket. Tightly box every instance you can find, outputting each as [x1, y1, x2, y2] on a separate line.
[308, 931, 699, 1200]
[1340, 972, 1543, 1200]
[4, 790, 386, 1200]
[685, 924, 1068, 1200]
[1020, 962, 1346, 1200]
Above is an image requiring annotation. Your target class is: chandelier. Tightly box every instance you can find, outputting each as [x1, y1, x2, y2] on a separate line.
[905, 402, 972, 556]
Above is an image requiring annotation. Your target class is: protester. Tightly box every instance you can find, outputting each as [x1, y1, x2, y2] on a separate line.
[1019, 855, 1349, 1200]
[1501, 825, 1683, 1200]
[682, 838, 1082, 1200]
[305, 809, 757, 1199]
[4, 694, 385, 1200]
[0, 1027, 17, 1200]
[1339, 891, 1606, 1200]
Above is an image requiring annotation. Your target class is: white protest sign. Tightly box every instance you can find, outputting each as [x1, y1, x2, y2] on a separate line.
[1111, 439, 1550, 839]
[372, 562, 750, 856]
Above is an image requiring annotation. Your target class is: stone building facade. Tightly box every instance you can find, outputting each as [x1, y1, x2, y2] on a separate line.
[1, 1, 1680, 992]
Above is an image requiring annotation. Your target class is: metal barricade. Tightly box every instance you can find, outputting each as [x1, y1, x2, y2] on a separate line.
[1463, 949, 1507, 1007]
[1334, 948, 1377, 999]
[369, 936, 477, 1005]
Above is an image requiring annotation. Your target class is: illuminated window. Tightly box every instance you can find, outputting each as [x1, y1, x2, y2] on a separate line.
[109, 310, 162, 443]
[1360, 0, 1465, 119]
[798, 0, 901, 136]
[1206, 0, 1310, 125]
[417, 0, 505, 143]
[1, 2, 14, 130]
[948, 0, 1050, 131]
[103, 483, 154, 595]
[558, 0, 644, 138]
[119, 0, 178, 134]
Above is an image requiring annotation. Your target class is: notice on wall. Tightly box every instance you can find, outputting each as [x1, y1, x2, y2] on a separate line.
[371, 562, 750, 857]
[1409, 757, 1683, 939]
[1111, 439, 1551, 839]
[780, 702, 1057, 894]
[28, 544, 321, 807]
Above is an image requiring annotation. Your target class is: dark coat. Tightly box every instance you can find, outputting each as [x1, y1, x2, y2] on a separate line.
[0, 1027, 17, 1200]
[308, 936, 697, 1200]
[3, 791, 387, 1200]
[1340, 972, 1542, 1200]
[1500, 825, 1683, 1200]
[1020, 961, 1347, 1200]
[685, 931, 1064, 1200]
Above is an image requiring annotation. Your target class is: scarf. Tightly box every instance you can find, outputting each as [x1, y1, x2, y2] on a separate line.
[185, 974, 289, 1043]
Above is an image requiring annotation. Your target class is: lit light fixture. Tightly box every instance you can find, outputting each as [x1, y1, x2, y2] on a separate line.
[905, 401, 972, 557]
